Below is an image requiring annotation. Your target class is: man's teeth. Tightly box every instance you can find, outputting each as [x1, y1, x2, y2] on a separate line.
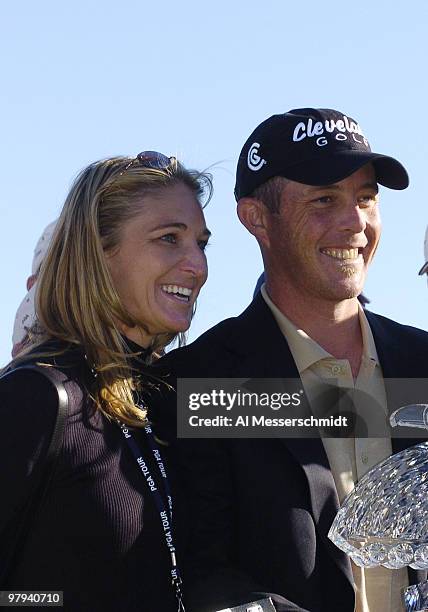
[321, 248, 359, 260]
[161, 285, 192, 299]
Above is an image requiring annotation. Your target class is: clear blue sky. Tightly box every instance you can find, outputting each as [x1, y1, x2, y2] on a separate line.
[1, 0, 427, 366]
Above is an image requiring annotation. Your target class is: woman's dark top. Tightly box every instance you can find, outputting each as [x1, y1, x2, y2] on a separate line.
[0, 344, 178, 612]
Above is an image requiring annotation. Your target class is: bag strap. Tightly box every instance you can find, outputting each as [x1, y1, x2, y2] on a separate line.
[0, 364, 68, 586]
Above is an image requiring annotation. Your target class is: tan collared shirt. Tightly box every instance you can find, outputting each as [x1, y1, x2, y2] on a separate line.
[261, 284, 407, 612]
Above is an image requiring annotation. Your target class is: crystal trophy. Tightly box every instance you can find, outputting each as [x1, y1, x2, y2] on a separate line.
[328, 404, 428, 612]
[217, 598, 275, 612]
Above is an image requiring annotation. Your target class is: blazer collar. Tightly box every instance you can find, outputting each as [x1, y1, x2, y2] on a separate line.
[223, 293, 300, 377]
[364, 310, 397, 377]
[364, 310, 428, 454]
[228, 294, 354, 587]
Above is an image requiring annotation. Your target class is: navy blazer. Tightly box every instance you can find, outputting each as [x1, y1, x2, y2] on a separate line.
[155, 294, 428, 612]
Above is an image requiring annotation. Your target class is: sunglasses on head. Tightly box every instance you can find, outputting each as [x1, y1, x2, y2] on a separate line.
[120, 150, 175, 176]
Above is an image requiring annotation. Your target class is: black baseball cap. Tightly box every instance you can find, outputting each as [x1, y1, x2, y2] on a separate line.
[234, 108, 409, 201]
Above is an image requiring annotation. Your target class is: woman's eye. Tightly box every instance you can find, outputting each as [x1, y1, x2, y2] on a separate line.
[160, 234, 177, 244]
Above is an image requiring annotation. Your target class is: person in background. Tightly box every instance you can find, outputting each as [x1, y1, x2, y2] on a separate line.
[418, 225, 428, 282]
[0, 152, 212, 611]
[159, 109, 428, 612]
[12, 220, 57, 358]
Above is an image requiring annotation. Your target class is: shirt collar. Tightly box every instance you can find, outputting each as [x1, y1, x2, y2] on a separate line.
[261, 284, 380, 373]
[358, 305, 380, 365]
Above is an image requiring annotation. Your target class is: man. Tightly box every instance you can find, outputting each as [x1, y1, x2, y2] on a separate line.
[158, 109, 428, 612]
[419, 225, 428, 282]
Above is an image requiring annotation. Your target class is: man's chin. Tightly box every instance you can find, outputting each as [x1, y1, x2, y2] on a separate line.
[334, 288, 364, 302]
[319, 280, 364, 303]
[327, 271, 366, 301]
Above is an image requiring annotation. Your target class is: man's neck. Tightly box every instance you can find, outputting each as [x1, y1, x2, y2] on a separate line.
[265, 283, 364, 377]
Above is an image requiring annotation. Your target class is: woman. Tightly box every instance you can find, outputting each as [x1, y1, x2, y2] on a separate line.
[0, 152, 212, 611]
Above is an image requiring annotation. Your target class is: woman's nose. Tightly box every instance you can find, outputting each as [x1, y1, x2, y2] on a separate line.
[180, 244, 208, 283]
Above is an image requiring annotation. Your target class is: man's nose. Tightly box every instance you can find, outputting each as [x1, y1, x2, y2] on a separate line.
[341, 200, 367, 233]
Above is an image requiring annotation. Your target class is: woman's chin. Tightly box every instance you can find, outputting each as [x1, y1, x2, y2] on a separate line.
[148, 319, 192, 343]
[158, 311, 193, 335]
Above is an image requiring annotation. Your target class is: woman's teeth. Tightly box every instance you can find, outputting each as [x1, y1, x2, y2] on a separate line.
[321, 248, 359, 260]
[161, 285, 192, 300]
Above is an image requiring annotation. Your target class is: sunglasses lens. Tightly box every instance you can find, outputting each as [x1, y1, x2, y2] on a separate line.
[136, 151, 171, 169]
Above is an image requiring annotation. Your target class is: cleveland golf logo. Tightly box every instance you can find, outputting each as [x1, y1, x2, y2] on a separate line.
[292, 116, 369, 148]
[247, 142, 267, 171]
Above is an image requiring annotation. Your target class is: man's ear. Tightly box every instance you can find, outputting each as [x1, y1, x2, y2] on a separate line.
[237, 197, 270, 247]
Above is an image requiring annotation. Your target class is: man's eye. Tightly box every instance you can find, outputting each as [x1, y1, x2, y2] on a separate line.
[313, 196, 333, 205]
[359, 194, 378, 206]
[160, 233, 177, 244]
[198, 240, 209, 252]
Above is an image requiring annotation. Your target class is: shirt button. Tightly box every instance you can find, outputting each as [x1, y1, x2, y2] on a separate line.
[331, 365, 342, 375]
[361, 454, 368, 464]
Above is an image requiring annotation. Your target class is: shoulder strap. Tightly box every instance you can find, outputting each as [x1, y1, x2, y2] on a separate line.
[0, 364, 68, 587]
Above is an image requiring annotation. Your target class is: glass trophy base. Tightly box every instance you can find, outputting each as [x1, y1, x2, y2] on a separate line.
[217, 599, 275, 612]
[404, 581, 428, 611]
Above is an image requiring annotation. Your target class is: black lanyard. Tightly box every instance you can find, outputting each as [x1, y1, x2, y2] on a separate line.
[120, 421, 185, 612]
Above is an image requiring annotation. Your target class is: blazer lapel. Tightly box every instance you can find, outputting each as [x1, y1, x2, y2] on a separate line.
[366, 311, 428, 586]
[365, 311, 428, 452]
[232, 295, 354, 586]
[285, 438, 354, 586]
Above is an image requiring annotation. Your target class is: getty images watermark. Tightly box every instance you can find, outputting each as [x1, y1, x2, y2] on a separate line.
[176, 378, 428, 439]
[187, 388, 347, 429]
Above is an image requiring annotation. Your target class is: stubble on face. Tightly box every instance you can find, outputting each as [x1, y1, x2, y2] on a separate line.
[262, 165, 381, 308]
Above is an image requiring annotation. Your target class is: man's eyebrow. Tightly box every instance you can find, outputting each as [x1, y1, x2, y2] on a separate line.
[361, 182, 379, 192]
[306, 181, 379, 193]
[152, 222, 212, 237]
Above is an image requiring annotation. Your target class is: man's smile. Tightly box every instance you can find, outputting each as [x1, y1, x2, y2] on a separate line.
[320, 247, 363, 261]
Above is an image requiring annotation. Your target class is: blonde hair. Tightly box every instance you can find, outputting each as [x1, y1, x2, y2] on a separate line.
[12, 155, 212, 427]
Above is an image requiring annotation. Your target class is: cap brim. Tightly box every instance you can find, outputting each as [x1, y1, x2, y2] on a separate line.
[419, 262, 428, 275]
[282, 150, 409, 190]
